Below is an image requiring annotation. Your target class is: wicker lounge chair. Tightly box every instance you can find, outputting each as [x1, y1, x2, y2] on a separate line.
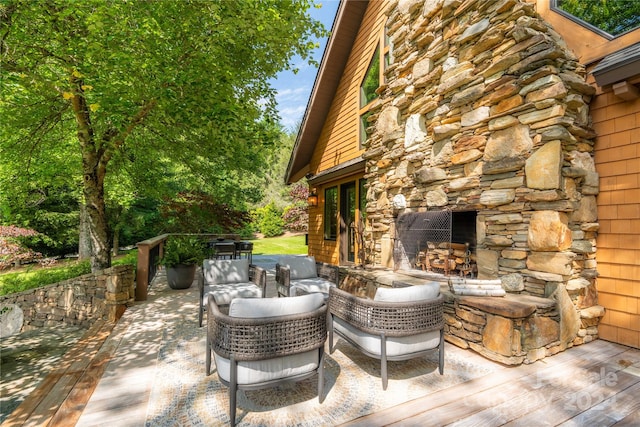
[198, 258, 266, 327]
[206, 293, 328, 425]
[328, 282, 445, 390]
[275, 255, 338, 298]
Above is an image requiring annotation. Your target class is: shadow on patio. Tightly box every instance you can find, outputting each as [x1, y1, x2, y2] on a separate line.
[4, 254, 640, 426]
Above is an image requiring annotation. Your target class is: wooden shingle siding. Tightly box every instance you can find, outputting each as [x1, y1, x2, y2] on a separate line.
[592, 91, 640, 349]
[307, 1, 389, 264]
[310, 1, 388, 174]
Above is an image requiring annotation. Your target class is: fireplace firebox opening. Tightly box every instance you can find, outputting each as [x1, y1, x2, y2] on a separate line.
[394, 210, 478, 277]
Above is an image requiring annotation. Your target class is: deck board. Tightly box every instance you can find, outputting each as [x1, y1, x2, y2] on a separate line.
[341, 340, 639, 427]
[2, 320, 115, 427]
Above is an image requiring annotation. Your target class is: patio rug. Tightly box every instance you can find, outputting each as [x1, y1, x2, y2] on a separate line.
[145, 323, 498, 426]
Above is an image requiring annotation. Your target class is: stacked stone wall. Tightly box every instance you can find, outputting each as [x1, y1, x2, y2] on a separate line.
[0, 264, 135, 333]
[361, 0, 604, 350]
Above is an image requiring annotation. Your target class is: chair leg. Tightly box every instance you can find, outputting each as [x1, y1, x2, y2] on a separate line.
[318, 348, 325, 403]
[381, 333, 388, 390]
[205, 335, 211, 375]
[328, 315, 335, 354]
[199, 304, 203, 327]
[230, 357, 237, 426]
[438, 329, 445, 375]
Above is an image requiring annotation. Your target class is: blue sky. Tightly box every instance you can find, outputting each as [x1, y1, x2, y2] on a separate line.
[271, 0, 340, 132]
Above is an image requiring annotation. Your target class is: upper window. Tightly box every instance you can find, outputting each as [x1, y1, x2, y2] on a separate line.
[553, 0, 640, 38]
[360, 46, 380, 108]
[359, 28, 391, 147]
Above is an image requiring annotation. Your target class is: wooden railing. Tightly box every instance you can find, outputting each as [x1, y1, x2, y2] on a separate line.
[135, 233, 240, 301]
[135, 233, 169, 301]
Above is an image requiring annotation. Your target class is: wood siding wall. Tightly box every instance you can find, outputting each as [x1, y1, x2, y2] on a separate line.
[592, 91, 640, 349]
[308, 1, 389, 264]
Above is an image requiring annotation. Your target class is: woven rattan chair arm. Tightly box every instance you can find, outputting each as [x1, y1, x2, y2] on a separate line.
[207, 295, 328, 361]
[328, 287, 444, 337]
[198, 268, 205, 298]
[250, 265, 267, 297]
[276, 264, 291, 287]
[316, 262, 339, 283]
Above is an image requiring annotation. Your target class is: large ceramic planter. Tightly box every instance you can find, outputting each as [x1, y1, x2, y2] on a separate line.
[167, 264, 197, 289]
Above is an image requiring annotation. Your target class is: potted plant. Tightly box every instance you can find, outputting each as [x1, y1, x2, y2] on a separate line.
[160, 235, 206, 289]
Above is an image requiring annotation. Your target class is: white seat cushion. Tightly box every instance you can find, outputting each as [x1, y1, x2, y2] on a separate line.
[333, 317, 441, 358]
[203, 258, 249, 285]
[278, 256, 318, 280]
[216, 294, 325, 385]
[204, 282, 261, 305]
[291, 277, 336, 296]
[374, 281, 440, 302]
[215, 351, 319, 385]
[229, 293, 325, 318]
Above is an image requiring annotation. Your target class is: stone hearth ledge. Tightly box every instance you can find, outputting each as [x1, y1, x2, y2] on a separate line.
[339, 267, 601, 366]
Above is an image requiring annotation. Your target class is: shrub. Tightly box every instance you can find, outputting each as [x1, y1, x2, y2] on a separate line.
[282, 183, 308, 233]
[0, 225, 44, 270]
[253, 202, 284, 237]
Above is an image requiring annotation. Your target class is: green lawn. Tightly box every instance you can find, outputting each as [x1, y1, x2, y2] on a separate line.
[250, 233, 307, 255]
[0, 235, 307, 296]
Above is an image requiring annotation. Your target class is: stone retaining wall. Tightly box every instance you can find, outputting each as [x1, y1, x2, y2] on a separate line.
[0, 265, 135, 333]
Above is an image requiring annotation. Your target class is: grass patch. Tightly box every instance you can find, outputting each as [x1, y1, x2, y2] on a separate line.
[0, 259, 92, 296]
[0, 233, 308, 297]
[251, 234, 307, 255]
[0, 250, 138, 296]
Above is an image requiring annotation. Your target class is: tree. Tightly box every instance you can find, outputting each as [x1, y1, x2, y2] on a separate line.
[557, 0, 640, 36]
[0, 0, 325, 271]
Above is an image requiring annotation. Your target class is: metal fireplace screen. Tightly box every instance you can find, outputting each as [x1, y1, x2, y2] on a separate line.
[394, 210, 454, 275]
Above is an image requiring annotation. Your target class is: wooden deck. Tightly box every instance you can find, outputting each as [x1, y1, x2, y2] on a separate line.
[344, 339, 640, 426]
[3, 262, 640, 426]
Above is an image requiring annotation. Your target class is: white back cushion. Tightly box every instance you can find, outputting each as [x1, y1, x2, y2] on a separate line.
[374, 281, 440, 302]
[229, 293, 324, 318]
[203, 258, 249, 284]
[279, 256, 318, 280]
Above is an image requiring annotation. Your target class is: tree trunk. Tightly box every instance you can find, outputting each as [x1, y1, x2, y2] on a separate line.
[71, 75, 111, 272]
[78, 202, 92, 261]
[83, 170, 111, 271]
[112, 227, 120, 257]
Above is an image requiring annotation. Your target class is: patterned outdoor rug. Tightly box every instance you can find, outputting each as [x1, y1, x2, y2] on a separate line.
[145, 323, 498, 426]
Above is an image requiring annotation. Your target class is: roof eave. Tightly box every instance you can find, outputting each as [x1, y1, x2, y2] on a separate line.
[285, 0, 369, 184]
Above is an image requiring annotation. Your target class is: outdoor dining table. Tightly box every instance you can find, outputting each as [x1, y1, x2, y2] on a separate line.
[207, 239, 253, 262]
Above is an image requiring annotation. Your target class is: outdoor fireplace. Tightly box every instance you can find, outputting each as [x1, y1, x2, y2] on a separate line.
[345, 0, 605, 366]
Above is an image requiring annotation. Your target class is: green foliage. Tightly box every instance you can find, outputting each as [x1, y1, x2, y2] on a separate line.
[282, 183, 309, 232]
[0, 260, 91, 296]
[557, 0, 640, 36]
[253, 202, 284, 237]
[360, 47, 380, 107]
[159, 235, 207, 268]
[158, 191, 252, 234]
[0, 0, 326, 269]
[259, 132, 298, 211]
[112, 250, 138, 269]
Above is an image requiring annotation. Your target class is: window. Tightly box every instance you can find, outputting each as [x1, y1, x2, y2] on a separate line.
[553, 0, 640, 38]
[359, 28, 391, 147]
[324, 186, 338, 240]
[360, 47, 380, 108]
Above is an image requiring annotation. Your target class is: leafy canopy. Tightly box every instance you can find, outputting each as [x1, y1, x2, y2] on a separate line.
[1, 0, 326, 267]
